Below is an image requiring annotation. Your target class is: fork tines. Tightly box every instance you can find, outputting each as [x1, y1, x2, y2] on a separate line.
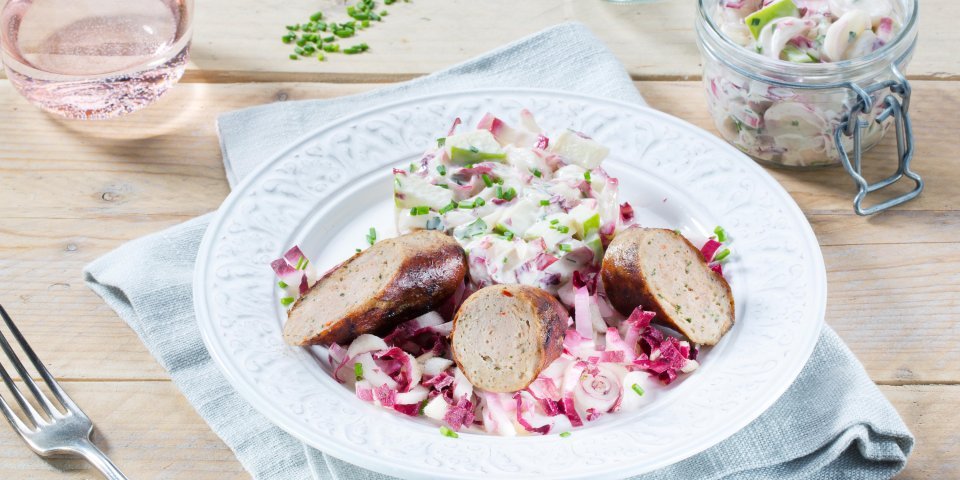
[0, 305, 77, 431]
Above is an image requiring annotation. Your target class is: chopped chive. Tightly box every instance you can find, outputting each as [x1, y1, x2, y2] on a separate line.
[354, 362, 364, 381]
[714, 226, 728, 243]
[317, 53, 325, 61]
[558, 244, 572, 253]
[355, 248, 362, 253]
[436, 184, 449, 189]
[380, 10, 389, 15]
[504, 230, 515, 241]
[531, 168, 542, 178]
[410, 206, 430, 216]
[632, 384, 645, 396]
[310, 11, 324, 21]
[439, 426, 459, 438]
[550, 219, 559, 225]
[502, 187, 517, 201]
[280, 296, 295, 306]
[713, 248, 731, 262]
[584, 170, 592, 182]
[361, 19, 370, 27]
[560, 431, 571, 438]
[295, 256, 309, 270]
[289, 54, 299, 60]
[474, 197, 485, 207]
[286, 24, 300, 31]
[495, 185, 503, 199]
[458, 199, 476, 209]
[323, 35, 335, 42]
[482, 174, 493, 188]
[419, 399, 427, 415]
[322, 43, 340, 53]
[296, 38, 307, 47]
[437, 137, 446, 147]
[556, 225, 569, 234]
[540, 199, 550, 206]
[366, 227, 377, 246]
[409, 162, 417, 172]
[439, 202, 457, 214]
[673, 229, 682, 235]
[436, 165, 447, 176]
[461, 219, 487, 238]
[278, 280, 288, 289]
[281, 34, 295, 44]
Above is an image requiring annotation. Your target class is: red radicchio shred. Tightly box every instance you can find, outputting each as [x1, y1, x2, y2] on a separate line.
[534, 253, 559, 271]
[328, 343, 347, 366]
[447, 117, 462, 136]
[526, 379, 561, 416]
[477, 113, 503, 135]
[600, 350, 625, 363]
[620, 202, 635, 222]
[540, 272, 561, 287]
[634, 336, 692, 385]
[332, 355, 353, 384]
[392, 168, 408, 176]
[373, 347, 414, 392]
[393, 403, 420, 417]
[443, 397, 475, 430]
[701, 239, 722, 262]
[423, 371, 455, 390]
[585, 408, 603, 422]
[572, 270, 599, 293]
[455, 164, 494, 178]
[282, 246, 305, 265]
[513, 394, 551, 435]
[374, 384, 396, 407]
[436, 280, 467, 321]
[536, 134, 549, 150]
[298, 274, 309, 295]
[356, 384, 373, 402]
[270, 258, 296, 277]
[560, 396, 583, 427]
[711, 263, 724, 277]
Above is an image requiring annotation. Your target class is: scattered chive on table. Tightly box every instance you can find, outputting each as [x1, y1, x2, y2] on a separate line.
[0, 0, 957, 478]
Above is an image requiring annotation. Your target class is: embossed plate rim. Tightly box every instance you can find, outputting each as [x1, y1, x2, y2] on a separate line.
[194, 88, 827, 479]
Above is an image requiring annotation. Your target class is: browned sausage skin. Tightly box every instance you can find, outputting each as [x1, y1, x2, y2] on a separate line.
[283, 230, 467, 346]
[601, 227, 734, 346]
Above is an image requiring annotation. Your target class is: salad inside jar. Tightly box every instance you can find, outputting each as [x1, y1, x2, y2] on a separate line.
[704, 0, 907, 167]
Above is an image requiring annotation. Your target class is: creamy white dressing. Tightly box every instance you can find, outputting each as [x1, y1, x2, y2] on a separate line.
[393, 113, 635, 296]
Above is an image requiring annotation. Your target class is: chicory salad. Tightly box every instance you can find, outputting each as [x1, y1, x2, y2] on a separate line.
[272, 113, 733, 437]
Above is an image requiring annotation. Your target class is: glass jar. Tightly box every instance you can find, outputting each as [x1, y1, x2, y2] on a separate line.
[695, 0, 923, 214]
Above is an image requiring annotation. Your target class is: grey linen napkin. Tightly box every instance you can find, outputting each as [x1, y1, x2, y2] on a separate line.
[84, 23, 913, 480]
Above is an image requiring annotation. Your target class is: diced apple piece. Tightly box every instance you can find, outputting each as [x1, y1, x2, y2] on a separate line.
[745, 0, 799, 39]
[394, 173, 453, 210]
[548, 131, 609, 170]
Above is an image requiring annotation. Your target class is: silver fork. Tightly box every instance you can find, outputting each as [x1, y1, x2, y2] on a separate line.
[0, 305, 127, 479]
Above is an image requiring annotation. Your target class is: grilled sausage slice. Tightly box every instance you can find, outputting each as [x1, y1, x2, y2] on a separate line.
[451, 285, 568, 393]
[283, 230, 467, 346]
[601, 227, 734, 346]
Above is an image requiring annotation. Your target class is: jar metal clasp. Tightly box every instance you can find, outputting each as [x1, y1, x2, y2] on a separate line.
[834, 65, 924, 216]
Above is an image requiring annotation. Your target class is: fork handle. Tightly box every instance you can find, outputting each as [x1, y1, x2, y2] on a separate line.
[73, 439, 129, 480]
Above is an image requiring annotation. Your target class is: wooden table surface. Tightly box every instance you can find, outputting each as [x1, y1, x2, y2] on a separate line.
[1, 0, 957, 478]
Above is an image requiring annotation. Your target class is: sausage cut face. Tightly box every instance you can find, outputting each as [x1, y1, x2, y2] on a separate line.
[451, 285, 567, 393]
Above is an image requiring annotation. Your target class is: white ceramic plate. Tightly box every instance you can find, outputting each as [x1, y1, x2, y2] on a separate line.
[194, 89, 826, 479]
